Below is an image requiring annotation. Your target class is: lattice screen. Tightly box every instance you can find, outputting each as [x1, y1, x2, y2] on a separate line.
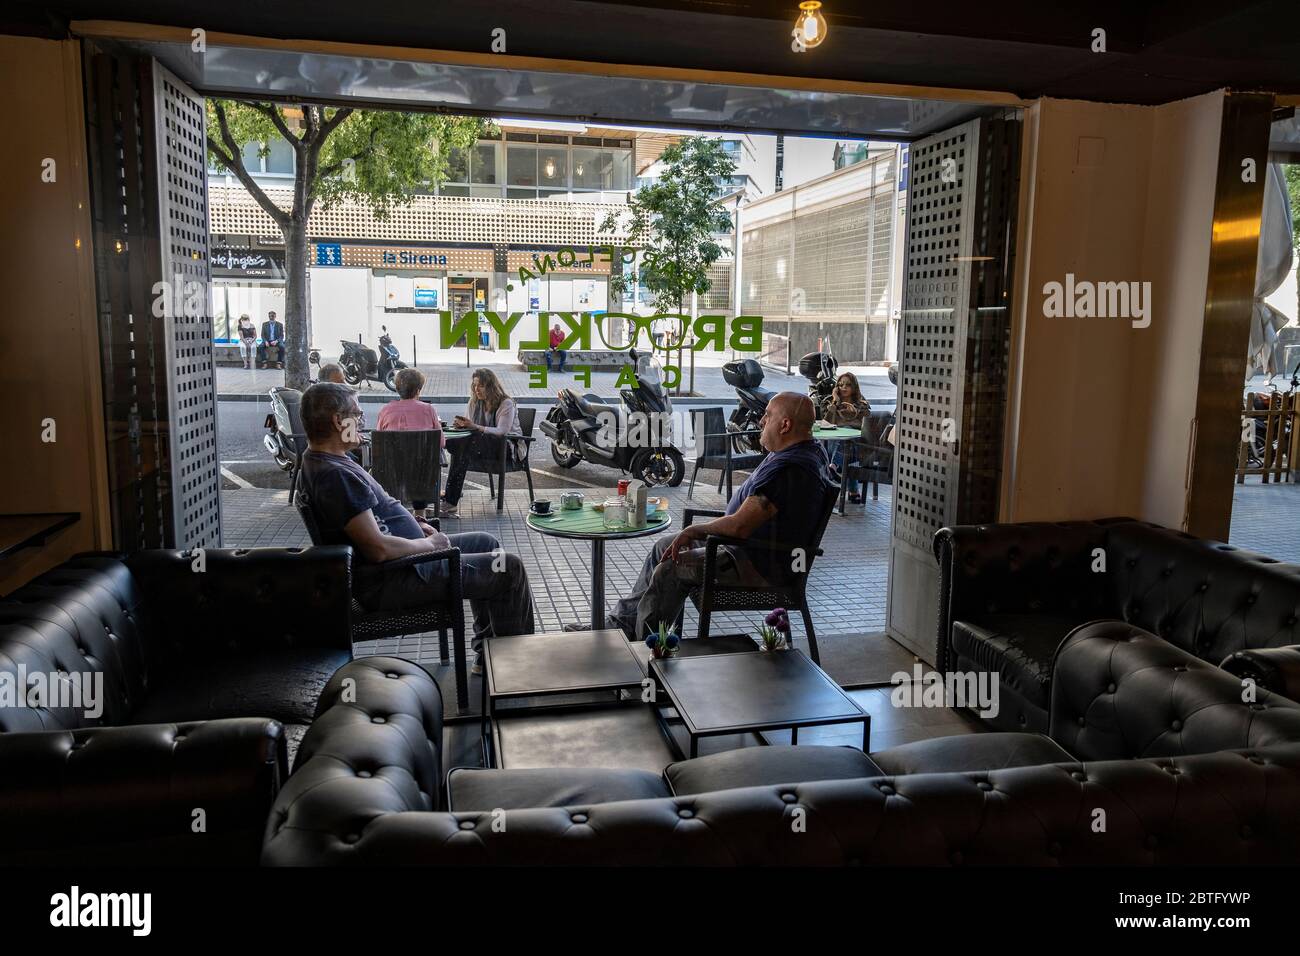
[155, 65, 221, 548]
[892, 119, 980, 552]
[209, 185, 628, 246]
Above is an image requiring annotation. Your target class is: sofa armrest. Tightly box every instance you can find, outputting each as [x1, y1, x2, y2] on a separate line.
[1221, 645, 1300, 704]
[0, 718, 287, 865]
[125, 547, 354, 658]
[932, 521, 1117, 673]
[1050, 620, 1300, 761]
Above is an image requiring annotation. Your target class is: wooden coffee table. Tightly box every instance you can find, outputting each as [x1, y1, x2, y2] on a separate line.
[649, 649, 869, 758]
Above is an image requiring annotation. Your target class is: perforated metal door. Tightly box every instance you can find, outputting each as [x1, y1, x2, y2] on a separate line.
[887, 119, 981, 660]
[154, 63, 221, 548]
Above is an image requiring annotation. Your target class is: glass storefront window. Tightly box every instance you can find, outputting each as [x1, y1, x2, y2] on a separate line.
[507, 145, 537, 187]
[507, 187, 538, 199]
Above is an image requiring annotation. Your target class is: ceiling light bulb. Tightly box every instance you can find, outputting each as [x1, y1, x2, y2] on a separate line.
[544, 158, 556, 178]
[795, 2, 827, 47]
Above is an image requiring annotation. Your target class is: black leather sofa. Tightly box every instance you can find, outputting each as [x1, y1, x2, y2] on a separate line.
[934, 518, 1300, 733]
[263, 620, 1300, 865]
[0, 548, 441, 865]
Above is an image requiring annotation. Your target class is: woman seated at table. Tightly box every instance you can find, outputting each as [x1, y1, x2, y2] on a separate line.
[440, 368, 523, 518]
[818, 371, 872, 504]
[375, 368, 444, 444]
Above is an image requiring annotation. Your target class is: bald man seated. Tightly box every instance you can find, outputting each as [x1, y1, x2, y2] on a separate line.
[612, 392, 834, 640]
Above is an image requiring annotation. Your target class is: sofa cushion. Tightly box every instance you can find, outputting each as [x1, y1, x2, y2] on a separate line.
[130, 649, 352, 727]
[870, 732, 1074, 775]
[952, 614, 1086, 712]
[665, 745, 882, 795]
[447, 767, 671, 811]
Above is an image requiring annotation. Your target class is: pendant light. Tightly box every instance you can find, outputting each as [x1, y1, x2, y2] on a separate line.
[794, 2, 827, 48]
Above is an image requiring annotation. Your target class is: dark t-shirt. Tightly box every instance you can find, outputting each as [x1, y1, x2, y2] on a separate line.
[724, 439, 832, 581]
[298, 450, 424, 560]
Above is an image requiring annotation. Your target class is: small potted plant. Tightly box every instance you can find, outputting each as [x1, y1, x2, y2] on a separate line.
[759, 608, 791, 651]
[645, 622, 681, 659]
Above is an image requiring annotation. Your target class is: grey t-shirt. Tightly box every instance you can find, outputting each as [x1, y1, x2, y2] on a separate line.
[298, 450, 424, 555]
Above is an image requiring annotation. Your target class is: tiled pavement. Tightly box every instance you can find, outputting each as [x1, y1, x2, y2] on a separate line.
[1229, 479, 1300, 561]
[215, 359, 899, 403]
[221, 476, 893, 644]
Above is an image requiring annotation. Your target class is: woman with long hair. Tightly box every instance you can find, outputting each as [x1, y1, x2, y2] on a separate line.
[819, 371, 872, 504]
[440, 368, 523, 516]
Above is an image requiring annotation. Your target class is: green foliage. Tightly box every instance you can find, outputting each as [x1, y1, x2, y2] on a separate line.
[205, 101, 490, 220]
[602, 137, 736, 313]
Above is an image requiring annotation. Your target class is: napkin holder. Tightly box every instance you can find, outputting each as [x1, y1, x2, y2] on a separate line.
[626, 480, 648, 529]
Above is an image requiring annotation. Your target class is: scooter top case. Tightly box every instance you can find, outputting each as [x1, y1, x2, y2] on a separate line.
[722, 358, 764, 389]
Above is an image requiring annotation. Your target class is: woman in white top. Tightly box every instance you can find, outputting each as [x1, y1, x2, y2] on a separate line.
[236, 314, 257, 369]
[441, 368, 524, 515]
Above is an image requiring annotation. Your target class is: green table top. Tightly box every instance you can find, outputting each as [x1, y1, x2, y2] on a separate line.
[526, 503, 672, 540]
[442, 429, 472, 439]
[812, 425, 862, 440]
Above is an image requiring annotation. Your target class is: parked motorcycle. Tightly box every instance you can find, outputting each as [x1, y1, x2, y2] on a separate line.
[721, 349, 839, 452]
[339, 325, 405, 391]
[540, 349, 686, 487]
[263, 386, 308, 500]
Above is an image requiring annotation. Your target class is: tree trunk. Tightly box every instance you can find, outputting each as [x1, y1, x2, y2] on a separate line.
[283, 220, 312, 391]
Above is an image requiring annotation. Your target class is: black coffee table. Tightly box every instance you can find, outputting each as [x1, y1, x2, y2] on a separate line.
[480, 628, 649, 766]
[649, 649, 869, 758]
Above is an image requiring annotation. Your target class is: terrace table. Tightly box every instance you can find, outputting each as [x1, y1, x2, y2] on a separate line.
[526, 503, 672, 631]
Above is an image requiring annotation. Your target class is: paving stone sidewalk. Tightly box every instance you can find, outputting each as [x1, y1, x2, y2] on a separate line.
[216, 360, 899, 403]
[221, 476, 892, 659]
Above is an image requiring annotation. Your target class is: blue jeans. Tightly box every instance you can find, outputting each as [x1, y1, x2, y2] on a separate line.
[361, 530, 535, 653]
[825, 441, 861, 494]
[545, 349, 567, 371]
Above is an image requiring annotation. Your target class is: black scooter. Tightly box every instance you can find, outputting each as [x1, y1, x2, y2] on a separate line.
[339, 325, 405, 391]
[540, 349, 686, 487]
[722, 349, 839, 452]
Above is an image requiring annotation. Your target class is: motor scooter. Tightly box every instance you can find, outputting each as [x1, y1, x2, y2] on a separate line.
[540, 349, 686, 487]
[721, 348, 839, 452]
[339, 325, 406, 391]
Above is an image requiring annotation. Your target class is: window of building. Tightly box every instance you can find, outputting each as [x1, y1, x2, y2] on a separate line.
[572, 148, 630, 191]
[471, 143, 499, 184]
[538, 147, 567, 188]
[507, 145, 537, 187]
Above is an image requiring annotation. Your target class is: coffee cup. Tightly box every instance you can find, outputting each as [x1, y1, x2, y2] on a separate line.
[532, 500, 552, 515]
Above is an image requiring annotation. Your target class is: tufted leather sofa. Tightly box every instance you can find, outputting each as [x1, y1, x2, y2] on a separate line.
[262, 620, 1300, 866]
[0, 548, 443, 865]
[934, 518, 1300, 732]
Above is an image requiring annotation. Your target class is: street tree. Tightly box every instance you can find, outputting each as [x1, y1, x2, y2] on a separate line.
[206, 101, 489, 389]
[602, 137, 736, 391]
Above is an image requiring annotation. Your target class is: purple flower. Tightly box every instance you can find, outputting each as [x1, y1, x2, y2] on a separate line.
[765, 608, 784, 627]
[645, 634, 658, 648]
[666, 634, 680, 648]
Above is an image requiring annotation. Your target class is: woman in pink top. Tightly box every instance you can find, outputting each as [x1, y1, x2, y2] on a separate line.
[375, 368, 444, 444]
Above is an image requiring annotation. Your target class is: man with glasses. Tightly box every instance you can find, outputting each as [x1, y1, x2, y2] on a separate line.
[297, 383, 535, 671]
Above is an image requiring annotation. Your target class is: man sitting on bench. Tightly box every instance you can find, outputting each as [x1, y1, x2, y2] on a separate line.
[611, 392, 833, 640]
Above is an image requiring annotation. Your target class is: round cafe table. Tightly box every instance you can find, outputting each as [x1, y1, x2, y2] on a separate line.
[526, 504, 672, 630]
